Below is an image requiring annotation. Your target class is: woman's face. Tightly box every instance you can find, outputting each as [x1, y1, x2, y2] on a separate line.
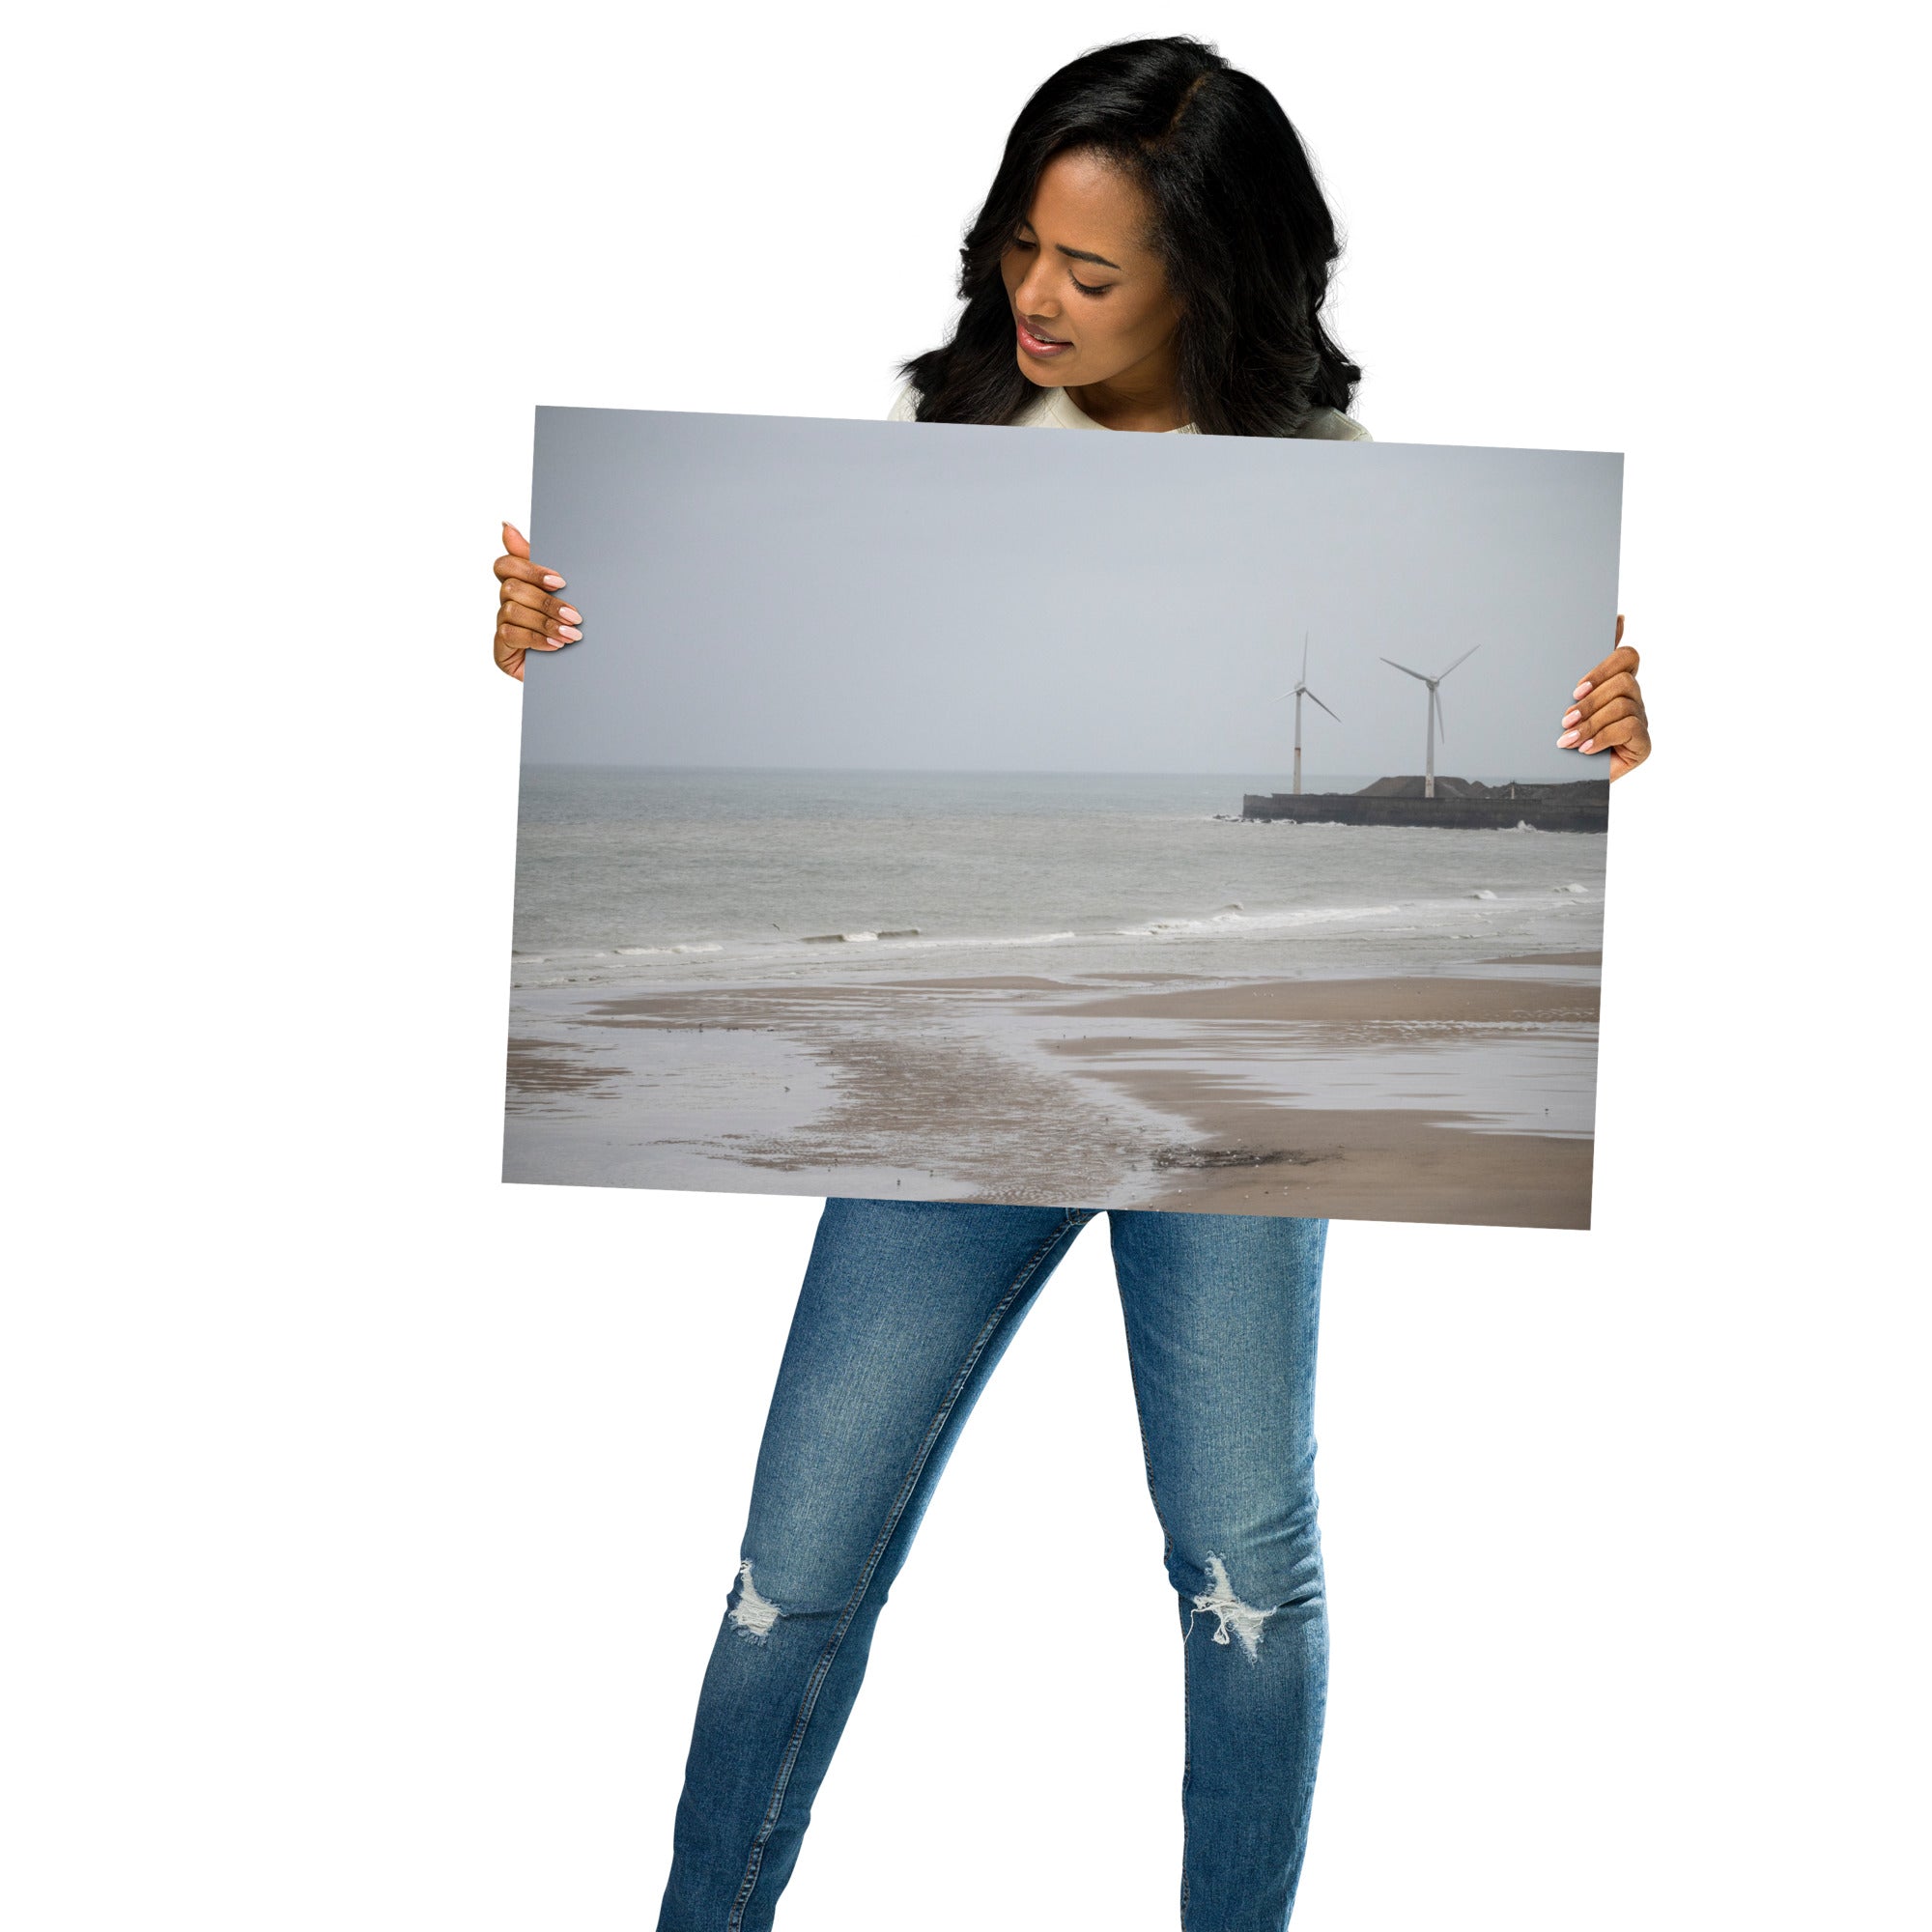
[999, 147, 1180, 391]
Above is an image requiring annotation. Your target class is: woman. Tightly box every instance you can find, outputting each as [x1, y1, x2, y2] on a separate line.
[492, 38, 1651, 1932]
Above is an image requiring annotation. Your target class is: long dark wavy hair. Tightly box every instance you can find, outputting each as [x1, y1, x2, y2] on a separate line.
[898, 37, 1361, 437]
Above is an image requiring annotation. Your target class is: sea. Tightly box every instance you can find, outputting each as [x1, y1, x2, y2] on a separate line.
[509, 768, 1607, 992]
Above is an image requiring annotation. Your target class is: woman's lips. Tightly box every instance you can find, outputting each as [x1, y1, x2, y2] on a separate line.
[1016, 316, 1072, 358]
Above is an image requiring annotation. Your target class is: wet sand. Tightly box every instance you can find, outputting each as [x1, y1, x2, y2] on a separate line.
[504, 961, 1598, 1229]
[1045, 974, 1597, 1028]
[1031, 971, 1595, 1228]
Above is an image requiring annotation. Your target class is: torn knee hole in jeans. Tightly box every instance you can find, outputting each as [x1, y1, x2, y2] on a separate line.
[728, 1559, 784, 1641]
[1189, 1554, 1272, 1662]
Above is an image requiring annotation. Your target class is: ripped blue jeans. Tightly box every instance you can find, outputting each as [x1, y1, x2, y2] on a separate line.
[656, 1199, 1328, 1932]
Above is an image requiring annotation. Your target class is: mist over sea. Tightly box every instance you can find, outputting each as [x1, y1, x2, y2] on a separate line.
[510, 768, 1606, 992]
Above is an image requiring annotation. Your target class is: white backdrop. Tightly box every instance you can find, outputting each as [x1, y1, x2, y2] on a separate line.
[7, 4, 1925, 1928]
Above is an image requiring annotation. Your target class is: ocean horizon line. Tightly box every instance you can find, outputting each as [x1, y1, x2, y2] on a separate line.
[517, 761, 1589, 783]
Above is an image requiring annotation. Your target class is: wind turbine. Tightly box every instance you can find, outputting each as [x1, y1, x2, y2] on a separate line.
[1279, 633, 1340, 796]
[1380, 645, 1480, 799]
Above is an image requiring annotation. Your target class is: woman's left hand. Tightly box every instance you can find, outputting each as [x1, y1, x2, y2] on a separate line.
[1558, 615, 1650, 780]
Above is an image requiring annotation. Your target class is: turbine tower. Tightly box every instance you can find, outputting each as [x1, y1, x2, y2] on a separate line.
[1279, 633, 1339, 796]
[1380, 645, 1481, 799]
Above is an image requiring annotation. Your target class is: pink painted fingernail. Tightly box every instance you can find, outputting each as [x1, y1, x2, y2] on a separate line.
[1562, 707, 1581, 726]
[1557, 729, 1580, 747]
[1573, 681, 1592, 700]
[556, 625, 582, 640]
[558, 606, 581, 623]
[1578, 738, 1595, 753]
[543, 573, 565, 588]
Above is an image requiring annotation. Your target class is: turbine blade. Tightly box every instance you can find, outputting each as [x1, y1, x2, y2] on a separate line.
[1307, 691, 1340, 722]
[1301, 632, 1309, 682]
[1436, 643, 1482, 679]
[1434, 686, 1447, 742]
[1380, 657, 1430, 681]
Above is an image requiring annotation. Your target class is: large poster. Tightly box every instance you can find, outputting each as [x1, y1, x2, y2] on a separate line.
[506, 408, 1621, 1228]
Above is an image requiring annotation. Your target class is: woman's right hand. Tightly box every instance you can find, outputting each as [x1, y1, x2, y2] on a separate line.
[493, 521, 582, 682]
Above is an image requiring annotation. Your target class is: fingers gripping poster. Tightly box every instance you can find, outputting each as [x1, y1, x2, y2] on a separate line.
[505, 408, 1622, 1229]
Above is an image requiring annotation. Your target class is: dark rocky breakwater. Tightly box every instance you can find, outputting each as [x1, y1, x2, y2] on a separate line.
[1240, 776, 1610, 833]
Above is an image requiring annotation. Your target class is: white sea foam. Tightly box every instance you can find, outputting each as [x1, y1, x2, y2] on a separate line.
[893, 929, 1078, 952]
[1118, 901, 1404, 940]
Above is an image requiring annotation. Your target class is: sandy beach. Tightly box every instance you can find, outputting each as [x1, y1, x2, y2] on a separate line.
[505, 953, 1599, 1229]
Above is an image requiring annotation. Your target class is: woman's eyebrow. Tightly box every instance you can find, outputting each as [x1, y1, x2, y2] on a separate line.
[1015, 221, 1122, 272]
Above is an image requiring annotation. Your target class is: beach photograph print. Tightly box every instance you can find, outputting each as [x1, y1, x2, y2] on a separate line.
[506, 408, 1622, 1229]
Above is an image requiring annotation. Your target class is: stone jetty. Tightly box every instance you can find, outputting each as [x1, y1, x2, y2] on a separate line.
[1240, 776, 1609, 833]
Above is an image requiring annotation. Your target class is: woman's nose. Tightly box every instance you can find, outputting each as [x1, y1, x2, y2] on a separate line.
[1013, 262, 1060, 321]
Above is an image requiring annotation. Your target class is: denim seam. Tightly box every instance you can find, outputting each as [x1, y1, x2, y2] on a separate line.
[725, 1216, 1086, 1930]
[1180, 1649, 1194, 1930]
[1116, 1301, 1191, 1925]
[1119, 1327, 1178, 1558]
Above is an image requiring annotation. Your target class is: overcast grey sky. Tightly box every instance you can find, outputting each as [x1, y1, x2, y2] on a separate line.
[522, 407, 1622, 781]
